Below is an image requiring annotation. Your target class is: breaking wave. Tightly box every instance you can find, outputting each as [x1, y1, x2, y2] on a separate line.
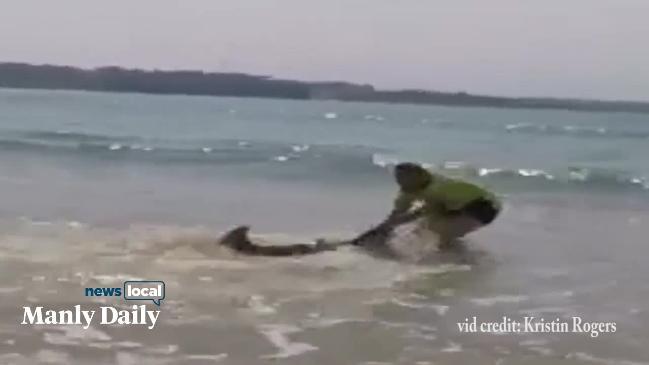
[371, 154, 649, 192]
[503, 122, 649, 139]
[1, 129, 647, 193]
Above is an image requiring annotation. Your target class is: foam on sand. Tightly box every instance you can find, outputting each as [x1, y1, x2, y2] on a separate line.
[257, 324, 318, 359]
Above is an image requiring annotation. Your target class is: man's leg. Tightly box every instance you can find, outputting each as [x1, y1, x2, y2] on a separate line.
[426, 215, 483, 248]
[433, 198, 499, 247]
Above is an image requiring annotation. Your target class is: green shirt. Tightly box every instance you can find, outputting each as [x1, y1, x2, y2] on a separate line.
[394, 173, 501, 216]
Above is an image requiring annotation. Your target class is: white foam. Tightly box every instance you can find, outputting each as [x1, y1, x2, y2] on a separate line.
[566, 352, 649, 365]
[247, 295, 277, 315]
[142, 344, 179, 355]
[115, 341, 144, 349]
[568, 169, 589, 181]
[505, 123, 531, 131]
[371, 153, 399, 168]
[471, 295, 529, 306]
[405, 328, 437, 341]
[185, 354, 229, 362]
[116, 352, 174, 365]
[324, 112, 338, 119]
[540, 290, 574, 299]
[528, 347, 554, 356]
[258, 324, 318, 359]
[518, 169, 554, 180]
[68, 325, 111, 342]
[630, 177, 649, 189]
[109, 143, 123, 151]
[273, 155, 289, 162]
[432, 304, 450, 316]
[389, 298, 449, 316]
[67, 221, 83, 228]
[201, 147, 212, 153]
[478, 168, 504, 176]
[440, 341, 462, 353]
[88, 342, 113, 349]
[305, 317, 369, 329]
[291, 144, 310, 153]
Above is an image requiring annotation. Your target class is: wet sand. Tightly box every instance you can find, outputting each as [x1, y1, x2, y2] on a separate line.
[1, 197, 649, 365]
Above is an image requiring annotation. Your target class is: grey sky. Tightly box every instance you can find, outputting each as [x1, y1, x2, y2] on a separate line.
[1, 0, 648, 100]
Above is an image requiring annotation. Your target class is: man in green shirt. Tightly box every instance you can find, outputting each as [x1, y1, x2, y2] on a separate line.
[352, 162, 501, 247]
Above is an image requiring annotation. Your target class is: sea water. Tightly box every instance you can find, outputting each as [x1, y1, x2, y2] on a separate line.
[1, 88, 648, 364]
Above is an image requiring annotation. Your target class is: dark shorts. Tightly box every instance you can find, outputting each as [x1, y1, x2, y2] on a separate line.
[447, 198, 500, 225]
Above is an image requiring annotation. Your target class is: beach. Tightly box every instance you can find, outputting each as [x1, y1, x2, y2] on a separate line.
[1, 88, 649, 364]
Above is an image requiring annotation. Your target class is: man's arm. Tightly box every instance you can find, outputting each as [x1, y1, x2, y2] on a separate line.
[347, 193, 414, 246]
[349, 207, 425, 246]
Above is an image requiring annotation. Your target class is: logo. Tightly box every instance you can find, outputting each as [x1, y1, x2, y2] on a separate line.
[22, 279, 166, 330]
[124, 281, 165, 306]
[84, 280, 165, 306]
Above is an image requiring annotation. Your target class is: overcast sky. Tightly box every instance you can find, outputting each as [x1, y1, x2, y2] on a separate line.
[1, 0, 648, 100]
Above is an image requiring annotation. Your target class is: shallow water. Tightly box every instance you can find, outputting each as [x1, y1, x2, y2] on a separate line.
[1, 88, 649, 364]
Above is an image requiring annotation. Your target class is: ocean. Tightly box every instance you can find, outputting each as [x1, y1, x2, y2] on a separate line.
[1, 88, 648, 364]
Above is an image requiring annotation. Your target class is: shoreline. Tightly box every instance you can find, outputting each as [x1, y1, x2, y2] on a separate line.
[2, 62, 649, 115]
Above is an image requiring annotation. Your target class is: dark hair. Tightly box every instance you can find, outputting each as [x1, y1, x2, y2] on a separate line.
[395, 162, 428, 175]
[394, 163, 433, 190]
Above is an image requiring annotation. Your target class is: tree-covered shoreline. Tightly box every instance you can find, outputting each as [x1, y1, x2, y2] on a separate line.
[1, 62, 648, 114]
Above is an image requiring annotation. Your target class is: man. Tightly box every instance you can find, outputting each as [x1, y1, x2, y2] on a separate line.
[351, 162, 501, 248]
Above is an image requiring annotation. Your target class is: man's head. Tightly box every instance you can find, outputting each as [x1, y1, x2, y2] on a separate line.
[394, 163, 432, 192]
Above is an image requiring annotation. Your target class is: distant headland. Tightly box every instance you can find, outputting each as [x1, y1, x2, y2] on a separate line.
[1, 62, 648, 114]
